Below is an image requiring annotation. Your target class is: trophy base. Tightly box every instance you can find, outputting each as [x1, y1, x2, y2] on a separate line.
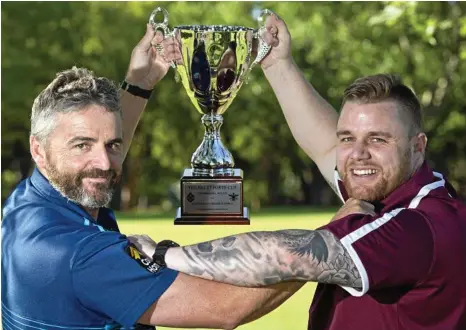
[174, 207, 250, 225]
[175, 168, 250, 225]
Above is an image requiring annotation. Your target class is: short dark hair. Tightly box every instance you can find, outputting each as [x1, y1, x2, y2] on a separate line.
[342, 74, 423, 135]
[31, 67, 121, 143]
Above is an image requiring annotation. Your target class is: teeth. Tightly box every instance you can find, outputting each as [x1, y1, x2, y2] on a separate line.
[353, 169, 377, 176]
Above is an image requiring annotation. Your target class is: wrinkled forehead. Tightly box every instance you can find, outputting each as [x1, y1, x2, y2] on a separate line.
[338, 101, 408, 136]
[53, 105, 122, 139]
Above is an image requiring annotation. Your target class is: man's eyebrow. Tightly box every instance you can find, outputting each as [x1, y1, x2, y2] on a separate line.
[367, 131, 393, 138]
[336, 130, 352, 137]
[67, 136, 97, 145]
[336, 130, 393, 138]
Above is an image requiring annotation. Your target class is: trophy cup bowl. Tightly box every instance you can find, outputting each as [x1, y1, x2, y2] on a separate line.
[150, 7, 273, 224]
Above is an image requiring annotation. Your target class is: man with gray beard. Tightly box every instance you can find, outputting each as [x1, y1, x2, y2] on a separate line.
[1, 24, 304, 329]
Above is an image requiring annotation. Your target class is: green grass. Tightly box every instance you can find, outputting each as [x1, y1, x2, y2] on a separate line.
[117, 207, 334, 330]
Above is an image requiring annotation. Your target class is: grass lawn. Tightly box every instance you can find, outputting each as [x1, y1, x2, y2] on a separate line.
[117, 207, 336, 330]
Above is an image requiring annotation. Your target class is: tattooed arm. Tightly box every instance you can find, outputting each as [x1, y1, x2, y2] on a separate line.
[164, 229, 361, 288]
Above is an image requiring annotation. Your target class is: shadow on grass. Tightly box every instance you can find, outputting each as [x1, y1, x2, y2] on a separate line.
[115, 206, 339, 221]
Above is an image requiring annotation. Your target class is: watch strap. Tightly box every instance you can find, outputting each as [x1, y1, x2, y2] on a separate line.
[153, 240, 180, 267]
[121, 80, 153, 99]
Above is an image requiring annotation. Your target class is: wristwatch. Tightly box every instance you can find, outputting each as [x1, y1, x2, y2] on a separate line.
[121, 80, 153, 99]
[153, 240, 180, 267]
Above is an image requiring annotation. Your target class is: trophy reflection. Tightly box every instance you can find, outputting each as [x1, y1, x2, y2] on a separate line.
[149, 7, 273, 224]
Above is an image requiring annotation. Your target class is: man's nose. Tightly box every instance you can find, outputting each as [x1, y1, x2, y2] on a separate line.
[350, 141, 371, 161]
[92, 146, 111, 170]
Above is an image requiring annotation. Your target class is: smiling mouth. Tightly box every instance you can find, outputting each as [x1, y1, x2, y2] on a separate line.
[351, 169, 378, 177]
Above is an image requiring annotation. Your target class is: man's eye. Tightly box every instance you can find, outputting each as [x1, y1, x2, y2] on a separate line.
[370, 138, 386, 143]
[75, 143, 88, 150]
[340, 137, 353, 143]
[108, 142, 122, 151]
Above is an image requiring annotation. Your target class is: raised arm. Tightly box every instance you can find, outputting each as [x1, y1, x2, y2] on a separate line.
[121, 24, 180, 159]
[261, 14, 339, 191]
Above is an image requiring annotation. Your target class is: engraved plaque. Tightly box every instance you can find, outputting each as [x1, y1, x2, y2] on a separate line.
[182, 181, 242, 215]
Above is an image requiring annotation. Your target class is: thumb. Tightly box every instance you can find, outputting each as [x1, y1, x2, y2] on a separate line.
[136, 24, 156, 51]
[360, 201, 375, 210]
[265, 13, 285, 31]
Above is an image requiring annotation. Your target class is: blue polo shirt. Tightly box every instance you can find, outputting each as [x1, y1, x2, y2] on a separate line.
[2, 168, 178, 329]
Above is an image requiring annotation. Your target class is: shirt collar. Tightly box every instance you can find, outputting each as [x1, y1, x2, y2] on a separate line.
[376, 161, 437, 213]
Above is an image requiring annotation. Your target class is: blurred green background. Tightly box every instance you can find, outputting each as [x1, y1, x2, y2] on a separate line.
[2, 1, 466, 209]
[117, 208, 333, 330]
[2, 2, 466, 329]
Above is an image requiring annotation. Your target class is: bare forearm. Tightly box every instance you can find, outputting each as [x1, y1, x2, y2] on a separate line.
[165, 229, 361, 288]
[263, 59, 338, 166]
[120, 89, 148, 159]
[239, 282, 304, 325]
[139, 273, 302, 329]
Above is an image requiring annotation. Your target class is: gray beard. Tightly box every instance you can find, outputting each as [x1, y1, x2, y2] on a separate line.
[44, 160, 117, 209]
[48, 178, 114, 209]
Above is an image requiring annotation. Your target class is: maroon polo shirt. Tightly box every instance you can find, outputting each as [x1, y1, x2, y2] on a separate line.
[309, 162, 466, 330]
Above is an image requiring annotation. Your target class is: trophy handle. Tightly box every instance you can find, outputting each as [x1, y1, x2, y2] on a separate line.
[252, 9, 274, 66]
[149, 7, 176, 69]
[240, 9, 274, 83]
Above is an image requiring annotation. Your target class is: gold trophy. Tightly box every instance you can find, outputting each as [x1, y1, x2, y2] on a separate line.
[149, 7, 273, 224]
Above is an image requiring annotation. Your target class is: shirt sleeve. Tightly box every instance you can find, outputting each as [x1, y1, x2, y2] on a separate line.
[71, 230, 179, 327]
[319, 209, 434, 297]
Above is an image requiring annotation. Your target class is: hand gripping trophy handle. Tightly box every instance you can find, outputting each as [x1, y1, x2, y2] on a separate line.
[148, 7, 276, 75]
[248, 9, 274, 73]
[148, 7, 176, 69]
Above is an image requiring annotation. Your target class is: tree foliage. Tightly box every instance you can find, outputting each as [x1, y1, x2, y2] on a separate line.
[2, 1, 465, 208]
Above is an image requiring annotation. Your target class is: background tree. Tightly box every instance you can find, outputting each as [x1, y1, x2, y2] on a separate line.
[2, 1, 465, 209]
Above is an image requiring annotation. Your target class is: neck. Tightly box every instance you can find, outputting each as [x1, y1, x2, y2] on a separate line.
[85, 208, 99, 220]
[410, 157, 425, 178]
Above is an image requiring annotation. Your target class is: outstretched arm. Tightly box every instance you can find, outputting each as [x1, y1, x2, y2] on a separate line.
[129, 229, 361, 288]
[166, 229, 360, 288]
[139, 273, 304, 329]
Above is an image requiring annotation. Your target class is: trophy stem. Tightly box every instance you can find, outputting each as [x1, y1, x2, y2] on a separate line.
[191, 114, 235, 176]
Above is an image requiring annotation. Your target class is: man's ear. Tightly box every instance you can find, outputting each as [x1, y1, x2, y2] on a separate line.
[30, 135, 47, 168]
[414, 132, 428, 155]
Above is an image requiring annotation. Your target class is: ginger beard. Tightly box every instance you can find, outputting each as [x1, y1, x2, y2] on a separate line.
[45, 151, 121, 209]
[339, 146, 412, 202]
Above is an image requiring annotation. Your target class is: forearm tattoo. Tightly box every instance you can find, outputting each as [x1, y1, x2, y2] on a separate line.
[169, 230, 361, 288]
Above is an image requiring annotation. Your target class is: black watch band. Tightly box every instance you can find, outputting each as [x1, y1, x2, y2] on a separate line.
[121, 80, 153, 99]
[153, 240, 180, 267]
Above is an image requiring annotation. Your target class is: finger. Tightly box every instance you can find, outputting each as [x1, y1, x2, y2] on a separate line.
[152, 30, 165, 45]
[264, 13, 286, 31]
[136, 23, 156, 52]
[163, 49, 182, 63]
[261, 30, 279, 47]
[153, 37, 173, 56]
[355, 207, 376, 216]
[360, 201, 375, 210]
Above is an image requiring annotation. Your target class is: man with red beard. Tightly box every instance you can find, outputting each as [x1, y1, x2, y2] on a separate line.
[128, 14, 466, 330]
[1, 25, 305, 329]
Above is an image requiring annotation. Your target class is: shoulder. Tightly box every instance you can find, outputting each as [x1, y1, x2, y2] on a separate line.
[321, 208, 433, 243]
[2, 200, 76, 233]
